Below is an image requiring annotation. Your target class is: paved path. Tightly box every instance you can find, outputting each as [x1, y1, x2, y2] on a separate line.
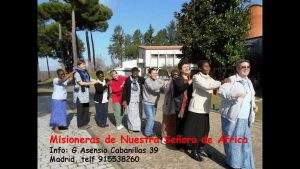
[38, 95, 115, 169]
[88, 94, 262, 169]
[38, 90, 262, 169]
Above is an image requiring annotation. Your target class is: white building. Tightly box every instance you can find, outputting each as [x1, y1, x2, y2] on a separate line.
[114, 59, 142, 76]
[115, 45, 196, 76]
[138, 45, 183, 75]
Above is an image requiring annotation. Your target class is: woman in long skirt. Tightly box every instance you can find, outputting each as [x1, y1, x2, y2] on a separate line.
[218, 59, 258, 169]
[122, 67, 145, 132]
[50, 69, 74, 134]
[161, 69, 179, 144]
[183, 60, 221, 161]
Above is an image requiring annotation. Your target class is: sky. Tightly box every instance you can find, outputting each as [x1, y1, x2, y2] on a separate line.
[38, 0, 262, 71]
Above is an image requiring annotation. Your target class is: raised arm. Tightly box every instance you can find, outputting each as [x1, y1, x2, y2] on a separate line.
[193, 75, 221, 91]
[57, 70, 75, 85]
[145, 78, 163, 93]
[74, 72, 97, 86]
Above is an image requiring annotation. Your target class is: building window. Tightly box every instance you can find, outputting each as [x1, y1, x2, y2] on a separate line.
[159, 54, 166, 67]
[167, 54, 174, 66]
[151, 54, 158, 67]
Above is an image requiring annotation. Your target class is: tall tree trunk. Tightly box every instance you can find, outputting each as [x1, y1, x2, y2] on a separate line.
[85, 30, 91, 71]
[58, 23, 62, 40]
[71, 9, 78, 66]
[90, 31, 96, 70]
[38, 59, 41, 81]
[58, 23, 66, 70]
[46, 56, 51, 79]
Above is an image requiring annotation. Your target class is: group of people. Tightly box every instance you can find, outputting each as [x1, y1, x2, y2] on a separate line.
[49, 58, 258, 169]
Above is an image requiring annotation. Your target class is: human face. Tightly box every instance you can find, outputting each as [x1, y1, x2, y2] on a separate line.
[201, 62, 210, 75]
[237, 62, 251, 78]
[149, 69, 158, 80]
[97, 74, 104, 81]
[132, 70, 139, 78]
[57, 71, 65, 80]
[112, 71, 118, 80]
[181, 64, 190, 75]
[78, 62, 86, 70]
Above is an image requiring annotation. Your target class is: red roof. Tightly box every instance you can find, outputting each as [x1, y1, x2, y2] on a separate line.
[139, 45, 183, 50]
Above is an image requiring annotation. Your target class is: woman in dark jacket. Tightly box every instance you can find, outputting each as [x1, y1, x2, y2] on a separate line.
[173, 59, 193, 137]
[122, 67, 145, 133]
[94, 70, 109, 128]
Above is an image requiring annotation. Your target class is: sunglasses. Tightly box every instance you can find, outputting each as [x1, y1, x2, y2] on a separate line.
[240, 66, 251, 69]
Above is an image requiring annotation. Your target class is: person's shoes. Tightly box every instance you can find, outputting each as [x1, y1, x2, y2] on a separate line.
[117, 125, 124, 130]
[53, 130, 62, 134]
[191, 150, 203, 161]
[79, 125, 91, 130]
[100, 124, 109, 128]
[197, 148, 211, 158]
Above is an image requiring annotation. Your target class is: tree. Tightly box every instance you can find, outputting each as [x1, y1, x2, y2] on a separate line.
[39, 0, 113, 70]
[153, 29, 168, 45]
[76, 0, 112, 70]
[85, 30, 91, 69]
[108, 25, 125, 66]
[90, 32, 96, 70]
[38, 22, 60, 78]
[143, 24, 155, 45]
[131, 29, 143, 58]
[175, 0, 250, 79]
[166, 20, 178, 45]
[63, 0, 87, 65]
[132, 29, 142, 45]
[38, 19, 85, 73]
[124, 34, 135, 59]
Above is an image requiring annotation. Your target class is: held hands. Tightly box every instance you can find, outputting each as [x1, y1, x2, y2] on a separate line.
[178, 111, 184, 118]
[254, 105, 259, 113]
[222, 78, 231, 84]
[90, 79, 99, 85]
[122, 101, 128, 111]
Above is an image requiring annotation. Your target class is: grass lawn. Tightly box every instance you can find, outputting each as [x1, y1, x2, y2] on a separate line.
[211, 95, 263, 121]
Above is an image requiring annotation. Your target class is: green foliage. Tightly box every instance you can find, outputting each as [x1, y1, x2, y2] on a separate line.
[176, 0, 250, 78]
[37, 19, 85, 61]
[38, 1, 72, 29]
[75, 0, 113, 32]
[38, 0, 113, 70]
[153, 29, 168, 45]
[124, 34, 137, 59]
[166, 20, 179, 45]
[108, 25, 125, 62]
[143, 24, 155, 45]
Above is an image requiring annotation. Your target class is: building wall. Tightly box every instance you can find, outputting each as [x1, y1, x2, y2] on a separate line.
[143, 49, 182, 67]
[248, 5, 262, 38]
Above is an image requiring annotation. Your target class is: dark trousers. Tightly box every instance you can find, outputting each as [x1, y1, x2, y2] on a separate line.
[95, 102, 108, 127]
[175, 111, 187, 136]
[183, 112, 210, 151]
[77, 101, 90, 127]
